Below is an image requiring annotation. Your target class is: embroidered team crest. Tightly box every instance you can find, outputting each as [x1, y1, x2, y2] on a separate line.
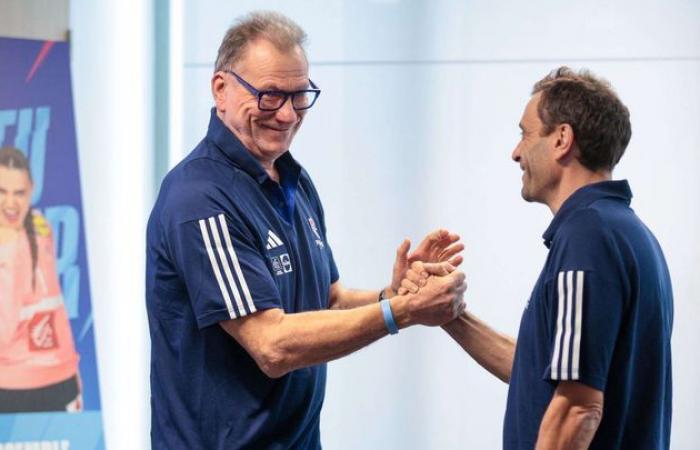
[28, 312, 58, 350]
[270, 253, 293, 276]
[307, 217, 325, 249]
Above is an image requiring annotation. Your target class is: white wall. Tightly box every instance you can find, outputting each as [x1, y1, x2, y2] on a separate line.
[70, 1, 153, 449]
[179, 1, 700, 449]
[68, 0, 700, 449]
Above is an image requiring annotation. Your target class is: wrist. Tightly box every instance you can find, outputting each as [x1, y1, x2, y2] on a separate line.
[380, 299, 399, 335]
[388, 295, 412, 329]
[378, 286, 397, 302]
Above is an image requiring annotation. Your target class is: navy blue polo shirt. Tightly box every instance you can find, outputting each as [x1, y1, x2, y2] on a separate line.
[146, 109, 339, 449]
[504, 180, 673, 449]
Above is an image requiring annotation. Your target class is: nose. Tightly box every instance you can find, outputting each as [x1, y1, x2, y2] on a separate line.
[511, 143, 521, 163]
[5, 194, 17, 208]
[275, 97, 299, 124]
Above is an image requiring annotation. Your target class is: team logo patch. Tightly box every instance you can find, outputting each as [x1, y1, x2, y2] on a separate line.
[270, 253, 293, 276]
[307, 217, 325, 249]
[28, 312, 58, 350]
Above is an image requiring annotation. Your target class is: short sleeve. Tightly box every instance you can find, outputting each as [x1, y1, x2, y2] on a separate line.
[169, 211, 282, 329]
[542, 209, 626, 391]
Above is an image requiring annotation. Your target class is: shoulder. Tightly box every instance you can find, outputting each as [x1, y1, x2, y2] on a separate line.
[558, 207, 612, 243]
[158, 151, 248, 224]
[549, 207, 624, 274]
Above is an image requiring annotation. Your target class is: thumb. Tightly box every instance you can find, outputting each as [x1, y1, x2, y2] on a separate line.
[396, 239, 410, 264]
[421, 261, 455, 276]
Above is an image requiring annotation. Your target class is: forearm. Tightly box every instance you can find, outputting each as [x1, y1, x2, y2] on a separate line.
[329, 287, 382, 309]
[536, 394, 602, 450]
[227, 296, 410, 378]
[441, 311, 515, 383]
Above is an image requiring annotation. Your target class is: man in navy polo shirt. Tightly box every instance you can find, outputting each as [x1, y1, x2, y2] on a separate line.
[403, 67, 673, 449]
[145, 11, 467, 450]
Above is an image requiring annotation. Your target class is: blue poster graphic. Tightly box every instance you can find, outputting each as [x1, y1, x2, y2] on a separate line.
[0, 37, 104, 449]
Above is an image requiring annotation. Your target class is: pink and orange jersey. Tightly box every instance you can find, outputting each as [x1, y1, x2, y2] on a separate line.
[0, 212, 79, 389]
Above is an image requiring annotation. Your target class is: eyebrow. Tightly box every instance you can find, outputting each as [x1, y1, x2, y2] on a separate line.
[258, 79, 312, 92]
[518, 123, 525, 131]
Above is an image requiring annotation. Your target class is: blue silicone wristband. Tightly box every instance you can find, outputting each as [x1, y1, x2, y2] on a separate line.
[380, 299, 399, 335]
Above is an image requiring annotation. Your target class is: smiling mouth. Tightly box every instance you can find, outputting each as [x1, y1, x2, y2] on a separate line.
[260, 124, 291, 132]
[2, 208, 21, 224]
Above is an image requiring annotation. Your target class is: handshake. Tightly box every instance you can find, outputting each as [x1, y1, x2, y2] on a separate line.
[384, 229, 468, 330]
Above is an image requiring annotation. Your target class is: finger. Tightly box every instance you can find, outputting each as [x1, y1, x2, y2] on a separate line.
[406, 269, 427, 284]
[448, 255, 464, 267]
[401, 278, 421, 294]
[438, 243, 465, 262]
[398, 286, 408, 296]
[422, 261, 455, 276]
[410, 260, 427, 276]
[426, 229, 451, 251]
[427, 228, 449, 243]
[408, 229, 462, 263]
[432, 231, 460, 250]
[413, 229, 448, 254]
[455, 282, 468, 296]
[447, 270, 466, 285]
[396, 239, 411, 264]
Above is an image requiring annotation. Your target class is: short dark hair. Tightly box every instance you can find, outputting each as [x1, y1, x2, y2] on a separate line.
[215, 11, 307, 72]
[533, 67, 632, 172]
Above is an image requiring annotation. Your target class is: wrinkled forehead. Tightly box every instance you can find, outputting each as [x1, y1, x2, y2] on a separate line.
[235, 39, 308, 74]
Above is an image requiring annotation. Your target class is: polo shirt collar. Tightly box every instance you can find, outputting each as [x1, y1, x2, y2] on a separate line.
[542, 180, 632, 248]
[206, 108, 301, 186]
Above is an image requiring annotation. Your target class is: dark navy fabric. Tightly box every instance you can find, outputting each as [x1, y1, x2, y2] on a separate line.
[504, 180, 673, 450]
[146, 109, 339, 449]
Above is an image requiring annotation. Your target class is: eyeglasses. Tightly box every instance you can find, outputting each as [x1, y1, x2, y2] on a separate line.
[223, 70, 321, 111]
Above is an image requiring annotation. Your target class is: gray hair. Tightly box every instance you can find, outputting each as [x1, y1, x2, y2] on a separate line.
[214, 11, 307, 72]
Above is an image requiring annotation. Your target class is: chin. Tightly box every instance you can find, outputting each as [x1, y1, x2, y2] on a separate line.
[520, 187, 535, 203]
[0, 222, 22, 230]
[260, 140, 292, 154]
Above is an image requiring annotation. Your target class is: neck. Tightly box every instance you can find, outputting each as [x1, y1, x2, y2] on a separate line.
[259, 159, 280, 183]
[546, 169, 611, 214]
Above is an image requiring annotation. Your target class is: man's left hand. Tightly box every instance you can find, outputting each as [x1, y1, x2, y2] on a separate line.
[388, 229, 464, 295]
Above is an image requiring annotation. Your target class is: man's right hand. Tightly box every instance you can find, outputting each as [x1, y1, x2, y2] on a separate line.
[393, 261, 467, 327]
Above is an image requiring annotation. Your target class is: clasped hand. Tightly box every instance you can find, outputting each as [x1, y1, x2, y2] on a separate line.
[389, 230, 467, 326]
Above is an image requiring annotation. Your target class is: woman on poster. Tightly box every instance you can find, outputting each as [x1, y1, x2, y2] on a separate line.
[0, 147, 81, 413]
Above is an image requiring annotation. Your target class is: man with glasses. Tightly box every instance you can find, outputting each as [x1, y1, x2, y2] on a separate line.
[146, 11, 466, 450]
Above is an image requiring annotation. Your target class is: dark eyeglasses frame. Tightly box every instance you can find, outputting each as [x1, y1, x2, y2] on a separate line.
[223, 69, 321, 111]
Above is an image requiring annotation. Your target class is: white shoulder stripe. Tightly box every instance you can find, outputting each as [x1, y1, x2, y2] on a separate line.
[218, 214, 256, 314]
[551, 271, 566, 379]
[199, 219, 236, 318]
[208, 216, 246, 317]
[571, 271, 584, 380]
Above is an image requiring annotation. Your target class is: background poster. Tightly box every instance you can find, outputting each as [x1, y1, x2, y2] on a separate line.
[0, 37, 104, 449]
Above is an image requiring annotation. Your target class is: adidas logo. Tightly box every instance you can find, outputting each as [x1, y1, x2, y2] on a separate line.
[265, 230, 284, 250]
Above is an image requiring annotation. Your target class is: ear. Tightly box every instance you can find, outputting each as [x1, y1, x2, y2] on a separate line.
[552, 123, 575, 162]
[211, 72, 227, 110]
